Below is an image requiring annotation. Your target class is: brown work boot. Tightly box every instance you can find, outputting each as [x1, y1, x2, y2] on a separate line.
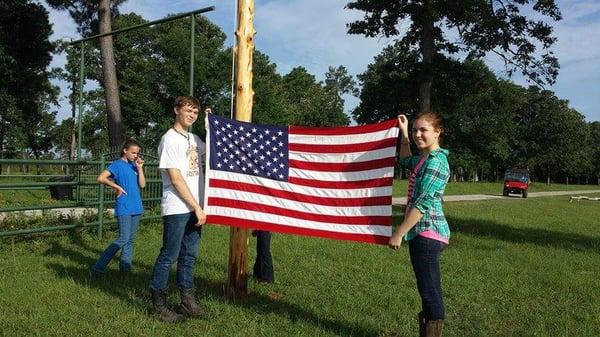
[424, 320, 444, 337]
[178, 288, 205, 318]
[151, 288, 186, 323]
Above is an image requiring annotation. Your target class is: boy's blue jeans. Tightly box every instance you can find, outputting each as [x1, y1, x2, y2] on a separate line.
[150, 212, 202, 291]
[408, 235, 447, 321]
[92, 214, 141, 273]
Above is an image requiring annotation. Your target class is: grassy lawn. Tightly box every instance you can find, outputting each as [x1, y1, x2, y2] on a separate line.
[0, 188, 59, 207]
[1, 194, 599, 336]
[392, 180, 600, 196]
[2, 179, 598, 208]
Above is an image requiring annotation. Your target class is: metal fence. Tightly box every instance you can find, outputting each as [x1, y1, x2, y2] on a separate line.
[0, 154, 163, 239]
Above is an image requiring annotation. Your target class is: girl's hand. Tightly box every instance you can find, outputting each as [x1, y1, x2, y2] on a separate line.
[135, 157, 144, 169]
[397, 114, 409, 139]
[388, 231, 403, 250]
[115, 185, 127, 197]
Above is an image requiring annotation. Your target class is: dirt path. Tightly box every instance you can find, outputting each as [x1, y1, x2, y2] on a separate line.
[392, 189, 600, 206]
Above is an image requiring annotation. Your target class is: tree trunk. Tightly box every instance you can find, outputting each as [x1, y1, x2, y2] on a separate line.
[22, 151, 27, 173]
[66, 77, 77, 175]
[227, 0, 256, 300]
[98, 0, 123, 146]
[70, 76, 77, 163]
[418, 0, 434, 113]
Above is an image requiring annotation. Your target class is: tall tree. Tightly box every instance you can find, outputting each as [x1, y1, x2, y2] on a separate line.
[283, 67, 350, 127]
[0, 0, 57, 164]
[252, 52, 294, 126]
[590, 122, 600, 184]
[98, 0, 122, 145]
[66, 12, 233, 152]
[346, 0, 561, 113]
[513, 87, 590, 184]
[47, 0, 126, 145]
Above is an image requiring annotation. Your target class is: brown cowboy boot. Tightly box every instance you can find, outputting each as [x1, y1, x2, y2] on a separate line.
[424, 320, 444, 337]
[178, 288, 205, 318]
[151, 288, 186, 323]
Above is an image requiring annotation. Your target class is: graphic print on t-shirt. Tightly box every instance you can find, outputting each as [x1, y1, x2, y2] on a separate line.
[186, 146, 199, 177]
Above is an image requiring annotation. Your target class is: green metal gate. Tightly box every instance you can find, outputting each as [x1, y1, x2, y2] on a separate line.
[0, 151, 162, 239]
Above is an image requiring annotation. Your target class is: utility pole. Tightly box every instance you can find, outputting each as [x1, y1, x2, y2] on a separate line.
[227, 0, 255, 299]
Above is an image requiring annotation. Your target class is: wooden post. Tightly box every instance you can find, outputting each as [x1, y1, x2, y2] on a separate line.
[227, 0, 256, 299]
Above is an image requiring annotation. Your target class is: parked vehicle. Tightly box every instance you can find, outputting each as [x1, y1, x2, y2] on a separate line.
[503, 168, 530, 198]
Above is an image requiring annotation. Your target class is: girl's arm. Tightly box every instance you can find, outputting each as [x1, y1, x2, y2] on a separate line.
[389, 157, 448, 249]
[96, 170, 126, 196]
[136, 158, 146, 188]
[389, 207, 422, 249]
[398, 114, 411, 159]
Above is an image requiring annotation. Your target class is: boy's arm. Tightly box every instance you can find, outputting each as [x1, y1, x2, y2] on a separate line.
[166, 168, 206, 226]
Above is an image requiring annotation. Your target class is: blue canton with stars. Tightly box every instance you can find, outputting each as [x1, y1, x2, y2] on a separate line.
[208, 114, 289, 181]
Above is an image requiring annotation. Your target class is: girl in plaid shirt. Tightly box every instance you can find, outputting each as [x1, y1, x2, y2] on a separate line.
[389, 112, 450, 337]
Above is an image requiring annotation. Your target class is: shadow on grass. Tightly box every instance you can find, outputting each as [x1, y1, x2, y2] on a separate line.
[449, 216, 600, 254]
[43, 240, 380, 337]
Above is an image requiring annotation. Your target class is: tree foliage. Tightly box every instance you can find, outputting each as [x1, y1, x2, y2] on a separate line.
[55, 12, 350, 156]
[0, 0, 57, 161]
[46, 0, 127, 35]
[346, 0, 562, 112]
[48, 0, 127, 146]
[353, 43, 595, 183]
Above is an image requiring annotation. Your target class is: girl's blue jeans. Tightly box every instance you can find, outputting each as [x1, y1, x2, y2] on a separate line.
[408, 235, 447, 321]
[92, 214, 141, 273]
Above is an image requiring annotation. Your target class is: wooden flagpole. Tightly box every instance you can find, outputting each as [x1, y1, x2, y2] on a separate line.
[227, 0, 255, 299]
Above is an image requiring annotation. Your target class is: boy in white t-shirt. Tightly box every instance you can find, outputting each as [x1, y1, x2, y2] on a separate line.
[149, 96, 207, 323]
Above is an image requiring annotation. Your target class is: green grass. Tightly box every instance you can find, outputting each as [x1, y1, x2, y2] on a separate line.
[2, 176, 598, 208]
[1, 194, 600, 336]
[0, 188, 59, 207]
[392, 180, 600, 196]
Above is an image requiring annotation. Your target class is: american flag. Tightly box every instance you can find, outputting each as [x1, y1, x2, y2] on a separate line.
[204, 114, 399, 244]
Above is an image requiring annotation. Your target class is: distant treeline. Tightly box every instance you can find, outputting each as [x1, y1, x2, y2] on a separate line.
[1, 3, 598, 184]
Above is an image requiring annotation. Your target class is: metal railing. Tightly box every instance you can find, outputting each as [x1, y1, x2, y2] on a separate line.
[0, 156, 163, 239]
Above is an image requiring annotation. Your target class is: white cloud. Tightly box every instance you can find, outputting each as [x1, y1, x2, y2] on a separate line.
[254, 0, 393, 78]
[560, 0, 600, 22]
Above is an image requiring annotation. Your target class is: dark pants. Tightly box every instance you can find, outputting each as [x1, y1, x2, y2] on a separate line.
[252, 230, 274, 283]
[409, 235, 447, 321]
[150, 213, 202, 291]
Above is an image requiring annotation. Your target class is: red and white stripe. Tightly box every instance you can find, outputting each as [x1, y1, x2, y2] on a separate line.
[204, 118, 399, 244]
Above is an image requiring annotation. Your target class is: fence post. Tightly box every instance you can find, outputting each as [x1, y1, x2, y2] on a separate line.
[189, 13, 195, 96]
[97, 155, 105, 239]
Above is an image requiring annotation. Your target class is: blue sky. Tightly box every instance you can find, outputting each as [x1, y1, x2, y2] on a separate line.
[45, 0, 600, 122]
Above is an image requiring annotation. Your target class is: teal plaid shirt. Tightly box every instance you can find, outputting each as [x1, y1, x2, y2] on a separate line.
[399, 148, 451, 241]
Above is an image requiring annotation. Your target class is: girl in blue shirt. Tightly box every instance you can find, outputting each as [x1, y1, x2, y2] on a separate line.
[92, 139, 146, 273]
